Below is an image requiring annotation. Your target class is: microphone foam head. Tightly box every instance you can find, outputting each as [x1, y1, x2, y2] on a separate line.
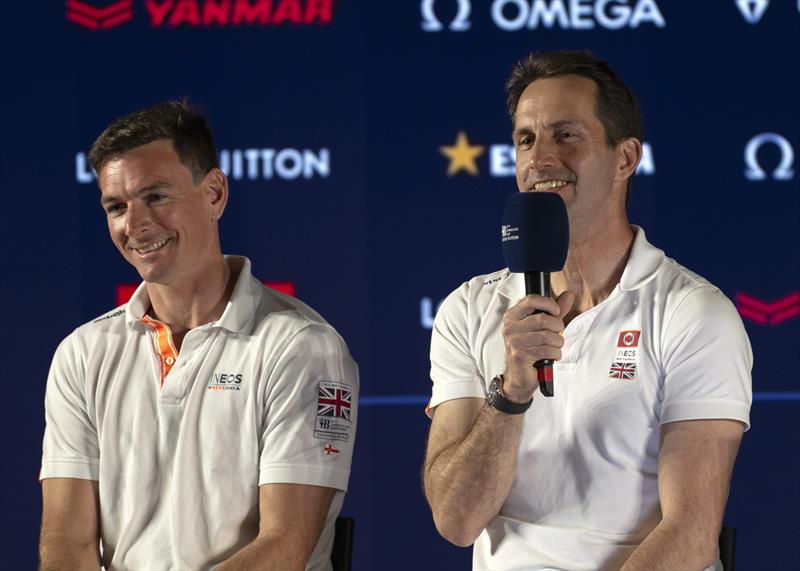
[501, 192, 569, 273]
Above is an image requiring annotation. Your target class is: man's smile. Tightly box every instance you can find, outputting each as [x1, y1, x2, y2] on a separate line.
[531, 180, 569, 191]
[128, 237, 172, 255]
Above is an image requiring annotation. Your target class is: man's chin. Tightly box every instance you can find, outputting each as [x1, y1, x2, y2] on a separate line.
[130, 261, 171, 286]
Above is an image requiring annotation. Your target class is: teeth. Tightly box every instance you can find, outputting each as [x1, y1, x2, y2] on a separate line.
[533, 180, 568, 190]
[134, 238, 169, 254]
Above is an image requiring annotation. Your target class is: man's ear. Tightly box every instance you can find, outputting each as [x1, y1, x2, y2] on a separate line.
[203, 168, 229, 221]
[616, 137, 642, 184]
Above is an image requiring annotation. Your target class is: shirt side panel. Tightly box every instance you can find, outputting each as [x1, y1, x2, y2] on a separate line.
[258, 322, 358, 492]
[660, 280, 753, 429]
[41, 332, 99, 480]
[429, 280, 488, 411]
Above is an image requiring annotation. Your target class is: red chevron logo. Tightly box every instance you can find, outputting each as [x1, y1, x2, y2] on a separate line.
[736, 292, 800, 325]
[67, 0, 133, 30]
[115, 281, 296, 306]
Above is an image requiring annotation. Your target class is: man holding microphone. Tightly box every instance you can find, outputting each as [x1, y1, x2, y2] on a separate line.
[424, 51, 751, 570]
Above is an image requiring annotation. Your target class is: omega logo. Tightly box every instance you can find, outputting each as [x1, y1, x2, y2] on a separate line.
[420, 0, 471, 32]
[744, 133, 795, 181]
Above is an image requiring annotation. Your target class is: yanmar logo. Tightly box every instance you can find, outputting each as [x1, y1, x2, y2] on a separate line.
[208, 372, 243, 391]
[68, 0, 133, 29]
[68, 0, 334, 29]
[737, 293, 800, 325]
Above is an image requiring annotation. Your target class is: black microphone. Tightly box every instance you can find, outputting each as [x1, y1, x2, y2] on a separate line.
[501, 192, 569, 397]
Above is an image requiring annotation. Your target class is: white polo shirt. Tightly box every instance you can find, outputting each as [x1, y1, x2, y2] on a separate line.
[430, 227, 751, 571]
[41, 256, 358, 571]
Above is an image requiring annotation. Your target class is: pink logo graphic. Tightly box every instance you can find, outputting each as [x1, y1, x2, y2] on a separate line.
[736, 292, 800, 325]
[67, 0, 133, 29]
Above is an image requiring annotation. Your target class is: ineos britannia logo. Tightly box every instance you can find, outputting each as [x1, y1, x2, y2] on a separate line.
[421, 0, 665, 32]
[744, 133, 795, 181]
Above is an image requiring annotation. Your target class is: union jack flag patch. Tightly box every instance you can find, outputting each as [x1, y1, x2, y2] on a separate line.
[317, 383, 352, 421]
[609, 361, 637, 380]
[314, 381, 353, 442]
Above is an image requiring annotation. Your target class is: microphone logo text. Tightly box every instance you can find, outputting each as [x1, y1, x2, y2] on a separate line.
[501, 225, 519, 241]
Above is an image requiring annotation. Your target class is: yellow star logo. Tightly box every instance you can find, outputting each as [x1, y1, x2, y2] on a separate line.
[440, 131, 485, 176]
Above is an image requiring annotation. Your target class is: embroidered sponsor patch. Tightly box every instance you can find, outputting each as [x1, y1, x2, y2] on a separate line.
[314, 381, 352, 442]
[617, 330, 641, 348]
[609, 330, 641, 380]
[92, 308, 126, 323]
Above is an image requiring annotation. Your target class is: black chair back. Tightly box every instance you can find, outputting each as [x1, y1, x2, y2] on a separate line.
[331, 516, 354, 571]
[719, 526, 736, 571]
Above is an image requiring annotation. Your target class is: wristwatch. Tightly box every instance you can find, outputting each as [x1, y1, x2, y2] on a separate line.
[486, 375, 533, 414]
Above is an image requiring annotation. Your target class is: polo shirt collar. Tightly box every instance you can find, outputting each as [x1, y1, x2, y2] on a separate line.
[124, 255, 259, 333]
[496, 225, 664, 300]
[618, 225, 664, 292]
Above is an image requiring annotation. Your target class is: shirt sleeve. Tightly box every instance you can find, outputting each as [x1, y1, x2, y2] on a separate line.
[258, 323, 358, 491]
[660, 286, 753, 430]
[40, 334, 100, 480]
[428, 283, 487, 414]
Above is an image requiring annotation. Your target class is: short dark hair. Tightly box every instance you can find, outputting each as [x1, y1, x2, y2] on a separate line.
[88, 99, 219, 182]
[505, 50, 642, 147]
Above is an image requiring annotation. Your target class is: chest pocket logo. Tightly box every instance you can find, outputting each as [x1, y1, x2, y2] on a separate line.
[208, 373, 243, 391]
[608, 330, 640, 381]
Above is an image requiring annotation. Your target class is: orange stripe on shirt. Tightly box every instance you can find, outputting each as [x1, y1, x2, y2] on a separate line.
[141, 315, 178, 387]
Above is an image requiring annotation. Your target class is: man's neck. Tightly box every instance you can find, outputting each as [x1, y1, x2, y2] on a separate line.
[145, 257, 236, 346]
[551, 222, 635, 323]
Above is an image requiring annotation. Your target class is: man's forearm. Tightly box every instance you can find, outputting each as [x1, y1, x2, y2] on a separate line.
[425, 403, 524, 546]
[215, 534, 310, 571]
[620, 519, 718, 571]
[39, 536, 101, 571]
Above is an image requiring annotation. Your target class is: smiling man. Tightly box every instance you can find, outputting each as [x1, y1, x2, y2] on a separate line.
[423, 52, 752, 570]
[39, 101, 358, 571]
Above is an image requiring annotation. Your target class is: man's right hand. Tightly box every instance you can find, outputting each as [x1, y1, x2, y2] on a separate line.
[501, 291, 575, 403]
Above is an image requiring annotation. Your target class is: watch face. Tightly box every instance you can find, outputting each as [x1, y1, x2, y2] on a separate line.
[486, 375, 531, 414]
[487, 375, 503, 405]
[488, 375, 501, 397]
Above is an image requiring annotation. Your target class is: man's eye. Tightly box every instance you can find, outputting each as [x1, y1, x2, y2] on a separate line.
[105, 204, 124, 216]
[146, 194, 164, 204]
[557, 131, 576, 140]
[517, 136, 533, 147]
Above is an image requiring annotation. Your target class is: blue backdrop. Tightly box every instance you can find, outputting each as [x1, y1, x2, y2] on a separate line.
[2, 1, 798, 569]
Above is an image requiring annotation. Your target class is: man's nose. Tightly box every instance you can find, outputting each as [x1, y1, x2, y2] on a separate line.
[529, 138, 557, 169]
[125, 202, 152, 236]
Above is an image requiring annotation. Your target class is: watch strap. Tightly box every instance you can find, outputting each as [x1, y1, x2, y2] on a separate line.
[487, 375, 533, 414]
